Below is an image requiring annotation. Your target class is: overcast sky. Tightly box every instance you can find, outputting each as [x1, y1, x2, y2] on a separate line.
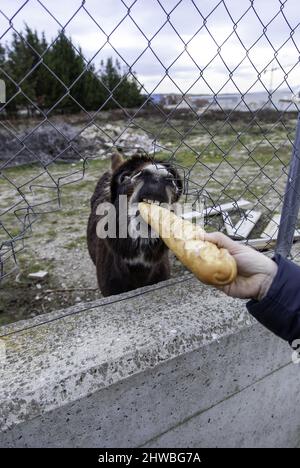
[0, 0, 299, 95]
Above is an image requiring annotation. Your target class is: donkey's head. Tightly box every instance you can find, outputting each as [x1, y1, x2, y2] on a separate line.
[109, 153, 182, 250]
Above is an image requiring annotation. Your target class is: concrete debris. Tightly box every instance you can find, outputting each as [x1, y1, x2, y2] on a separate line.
[0, 122, 160, 167]
[28, 271, 48, 280]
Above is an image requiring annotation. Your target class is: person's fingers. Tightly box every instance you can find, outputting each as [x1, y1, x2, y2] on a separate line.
[204, 231, 237, 251]
[204, 231, 258, 259]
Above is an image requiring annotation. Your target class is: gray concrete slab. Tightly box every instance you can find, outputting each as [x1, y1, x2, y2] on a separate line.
[0, 274, 296, 447]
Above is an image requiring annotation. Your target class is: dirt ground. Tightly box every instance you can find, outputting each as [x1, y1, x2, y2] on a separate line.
[0, 111, 298, 325]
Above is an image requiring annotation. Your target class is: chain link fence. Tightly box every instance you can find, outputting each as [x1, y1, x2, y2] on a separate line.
[1, 0, 300, 284]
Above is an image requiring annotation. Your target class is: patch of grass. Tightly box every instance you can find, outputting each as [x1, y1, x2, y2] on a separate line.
[16, 254, 54, 277]
[61, 178, 95, 193]
[63, 240, 79, 250]
[173, 151, 199, 167]
[45, 228, 57, 239]
[85, 158, 110, 172]
[63, 235, 86, 250]
[63, 225, 81, 233]
[1, 162, 40, 178]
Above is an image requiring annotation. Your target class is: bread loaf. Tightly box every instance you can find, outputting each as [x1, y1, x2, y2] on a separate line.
[138, 202, 237, 286]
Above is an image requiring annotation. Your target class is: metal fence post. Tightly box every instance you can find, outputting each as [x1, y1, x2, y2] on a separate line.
[276, 113, 300, 257]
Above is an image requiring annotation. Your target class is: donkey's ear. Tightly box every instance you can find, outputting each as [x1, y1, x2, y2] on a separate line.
[111, 152, 124, 171]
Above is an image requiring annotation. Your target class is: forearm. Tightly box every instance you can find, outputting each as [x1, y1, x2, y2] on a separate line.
[247, 254, 300, 344]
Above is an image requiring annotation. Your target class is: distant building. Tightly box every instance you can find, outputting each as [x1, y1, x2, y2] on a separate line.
[150, 90, 299, 113]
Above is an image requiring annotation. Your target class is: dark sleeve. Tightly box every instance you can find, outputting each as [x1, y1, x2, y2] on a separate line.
[247, 254, 300, 345]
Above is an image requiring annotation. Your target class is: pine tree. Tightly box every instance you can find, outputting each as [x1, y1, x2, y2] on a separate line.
[100, 57, 144, 109]
[100, 57, 121, 109]
[2, 27, 144, 116]
[5, 25, 48, 115]
[117, 70, 144, 108]
[81, 63, 106, 111]
[44, 33, 86, 113]
[35, 31, 49, 109]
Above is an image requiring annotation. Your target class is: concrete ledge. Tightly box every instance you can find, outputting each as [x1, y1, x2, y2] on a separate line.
[0, 274, 298, 447]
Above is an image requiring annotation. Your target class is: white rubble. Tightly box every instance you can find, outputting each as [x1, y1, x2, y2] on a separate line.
[28, 271, 49, 280]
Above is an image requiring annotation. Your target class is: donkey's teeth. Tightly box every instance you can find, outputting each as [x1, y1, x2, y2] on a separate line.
[142, 199, 162, 205]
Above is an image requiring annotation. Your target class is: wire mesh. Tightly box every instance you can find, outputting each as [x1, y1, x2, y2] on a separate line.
[1, 0, 300, 283]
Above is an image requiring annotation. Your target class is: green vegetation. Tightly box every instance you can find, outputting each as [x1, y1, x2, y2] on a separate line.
[0, 25, 144, 115]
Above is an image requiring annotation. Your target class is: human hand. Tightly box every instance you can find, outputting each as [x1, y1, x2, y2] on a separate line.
[204, 232, 278, 300]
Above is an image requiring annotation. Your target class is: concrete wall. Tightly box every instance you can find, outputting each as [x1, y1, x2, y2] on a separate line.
[0, 274, 299, 448]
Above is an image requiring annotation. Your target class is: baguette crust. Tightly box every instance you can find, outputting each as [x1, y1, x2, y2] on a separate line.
[138, 202, 237, 286]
